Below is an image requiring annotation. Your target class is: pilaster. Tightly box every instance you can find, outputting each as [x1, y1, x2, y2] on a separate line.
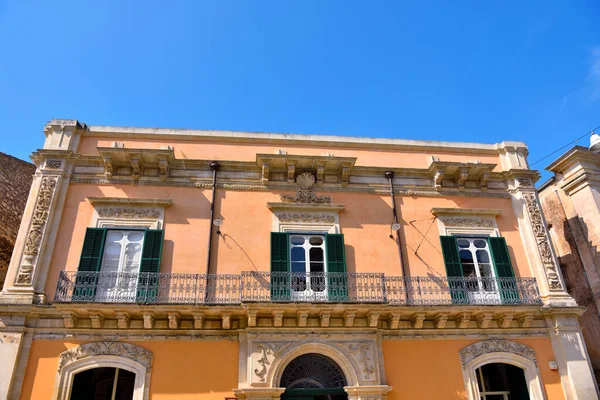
[546, 314, 600, 399]
[0, 330, 32, 400]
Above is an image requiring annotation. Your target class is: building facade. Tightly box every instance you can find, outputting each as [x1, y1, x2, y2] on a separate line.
[0, 152, 35, 291]
[538, 145, 600, 384]
[0, 119, 597, 400]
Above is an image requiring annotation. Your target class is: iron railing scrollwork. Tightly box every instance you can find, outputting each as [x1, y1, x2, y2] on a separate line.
[54, 271, 541, 305]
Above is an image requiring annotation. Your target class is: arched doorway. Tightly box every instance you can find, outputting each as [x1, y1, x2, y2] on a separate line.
[280, 353, 348, 400]
[476, 363, 530, 400]
[69, 367, 135, 400]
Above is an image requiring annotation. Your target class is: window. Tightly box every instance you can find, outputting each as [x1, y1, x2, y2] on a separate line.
[74, 228, 164, 303]
[270, 232, 346, 301]
[476, 363, 530, 400]
[440, 236, 517, 304]
[70, 367, 135, 400]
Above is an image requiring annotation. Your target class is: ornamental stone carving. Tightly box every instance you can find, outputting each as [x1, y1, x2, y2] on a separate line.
[97, 208, 160, 219]
[45, 159, 63, 169]
[58, 342, 153, 372]
[346, 342, 375, 380]
[522, 193, 563, 290]
[254, 343, 281, 382]
[277, 213, 335, 223]
[281, 172, 332, 204]
[15, 176, 58, 285]
[459, 340, 536, 369]
[0, 333, 20, 344]
[517, 177, 533, 187]
[440, 217, 495, 228]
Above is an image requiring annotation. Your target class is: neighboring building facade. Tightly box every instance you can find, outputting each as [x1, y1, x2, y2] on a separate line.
[538, 145, 600, 385]
[0, 152, 36, 291]
[0, 119, 597, 400]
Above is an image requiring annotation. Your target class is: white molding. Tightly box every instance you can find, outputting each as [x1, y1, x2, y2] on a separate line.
[88, 197, 170, 229]
[460, 341, 546, 400]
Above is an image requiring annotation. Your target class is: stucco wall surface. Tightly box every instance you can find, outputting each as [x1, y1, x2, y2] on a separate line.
[382, 338, 564, 400]
[19, 340, 239, 400]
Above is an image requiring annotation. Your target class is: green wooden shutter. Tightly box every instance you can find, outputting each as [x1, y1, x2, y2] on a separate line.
[326, 234, 348, 301]
[137, 229, 164, 303]
[74, 228, 107, 300]
[440, 236, 467, 304]
[488, 237, 519, 304]
[270, 232, 290, 300]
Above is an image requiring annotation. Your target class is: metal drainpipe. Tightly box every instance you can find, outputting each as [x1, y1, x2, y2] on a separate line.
[205, 161, 221, 277]
[385, 171, 407, 277]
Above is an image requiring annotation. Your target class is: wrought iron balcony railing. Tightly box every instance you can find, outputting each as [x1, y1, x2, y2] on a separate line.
[54, 271, 541, 305]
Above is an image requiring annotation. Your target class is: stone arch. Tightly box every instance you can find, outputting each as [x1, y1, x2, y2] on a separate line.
[52, 341, 152, 400]
[269, 342, 359, 388]
[459, 340, 546, 400]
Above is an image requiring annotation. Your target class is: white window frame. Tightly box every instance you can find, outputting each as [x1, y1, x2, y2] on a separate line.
[88, 197, 172, 230]
[289, 233, 328, 300]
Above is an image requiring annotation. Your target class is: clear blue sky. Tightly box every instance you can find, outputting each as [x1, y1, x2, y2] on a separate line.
[1, 1, 599, 182]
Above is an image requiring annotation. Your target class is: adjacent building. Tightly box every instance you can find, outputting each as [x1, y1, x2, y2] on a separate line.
[0, 152, 35, 291]
[538, 145, 600, 385]
[0, 119, 597, 400]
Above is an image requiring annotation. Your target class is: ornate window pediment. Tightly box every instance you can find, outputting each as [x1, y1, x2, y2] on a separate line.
[432, 208, 502, 236]
[88, 197, 172, 229]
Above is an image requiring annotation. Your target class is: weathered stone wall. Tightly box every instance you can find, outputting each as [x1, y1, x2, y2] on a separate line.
[0, 152, 35, 290]
[539, 184, 600, 383]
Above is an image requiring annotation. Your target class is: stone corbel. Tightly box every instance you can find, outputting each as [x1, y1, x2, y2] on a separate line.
[433, 168, 444, 191]
[222, 313, 232, 329]
[168, 312, 180, 329]
[456, 167, 469, 191]
[498, 314, 514, 328]
[116, 312, 130, 329]
[130, 155, 142, 180]
[477, 313, 493, 329]
[389, 313, 402, 329]
[102, 155, 114, 178]
[63, 313, 78, 328]
[261, 160, 270, 183]
[339, 162, 352, 187]
[344, 310, 357, 327]
[368, 312, 380, 328]
[316, 162, 325, 185]
[479, 171, 490, 191]
[247, 311, 257, 328]
[320, 311, 331, 328]
[412, 313, 426, 329]
[194, 313, 204, 329]
[90, 314, 104, 329]
[435, 314, 449, 329]
[518, 314, 534, 328]
[456, 313, 471, 329]
[286, 161, 296, 184]
[157, 156, 169, 181]
[273, 311, 284, 327]
[143, 313, 154, 329]
[297, 311, 309, 327]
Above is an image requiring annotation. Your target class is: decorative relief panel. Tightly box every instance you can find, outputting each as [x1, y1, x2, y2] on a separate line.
[15, 176, 58, 285]
[459, 339, 537, 369]
[45, 159, 63, 169]
[97, 208, 160, 219]
[522, 193, 563, 290]
[346, 342, 376, 380]
[439, 217, 495, 228]
[58, 342, 153, 372]
[276, 213, 336, 223]
[281, 173, 332, 204]
[254, 343, 282, 382]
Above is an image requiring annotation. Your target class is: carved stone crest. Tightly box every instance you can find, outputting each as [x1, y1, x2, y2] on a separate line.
[15, 176, 58, 285]
[281, 173, 332, 204]
[459, 340, 537, 369]
[58, 342, 153, 372]
[523, 193, 563, 290]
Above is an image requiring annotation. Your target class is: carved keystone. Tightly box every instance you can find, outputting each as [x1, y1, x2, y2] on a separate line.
[168, 312, 180, 329]
[63, 313, 78, 329]
[90, 314, 104, 329]
[143, 313, 154, 329]
[518, 314, 534, 328]
[297, 311, 309, 327]
[389, 313, 402, 329]
[222, 313, 232, 330]
[193, 313, 204, 329]
[273, 311, 284, 328]
[435, 314, 449, 329]
[116, 313, 130, 329]
[247, 311, 257, 328]
[477, 314, 493, 329]
[344, 311, 356, 328]
[320, 311, 331, 328]
[498, 314, 514, 328]
[412, 313, 426, 329]
[456, 313, 471, 329]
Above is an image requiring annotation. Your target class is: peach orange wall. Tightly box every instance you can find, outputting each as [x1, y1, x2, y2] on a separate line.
[382, 338, 564, 400]
[78, 136, 504, 171]
[20, 340, 239, 400]
[45, 183, 532, 298]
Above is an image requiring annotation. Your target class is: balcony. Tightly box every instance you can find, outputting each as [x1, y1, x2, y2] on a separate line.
[54, 271, 541, 306]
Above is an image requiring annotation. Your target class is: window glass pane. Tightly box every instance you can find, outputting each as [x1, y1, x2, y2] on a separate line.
[128, 232, 144, 242]
[124, 243, 142, 272]
[481, 364, 510, 392]
[476, 249, 490, 264]
[462, 263, 476, 278]
[291, 262, 305, 273]
[457, 239, 470, 248]
[310, 247, 324, 262]
[459, 249, 473, 264]
[290, 236, 305, 245]
[479, 263, 494, 278]
[474, 239, 487, 248]
[115, 368, 136, 400]
[70, 367, 117, 400]
[102, 242, 122, 272]
[309, 236, 323, 246]
[291, 247, 306, 262]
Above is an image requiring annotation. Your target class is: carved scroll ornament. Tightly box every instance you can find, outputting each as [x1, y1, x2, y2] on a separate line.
[58, 342, 153, 372]
[280, 173, 332, 204]
[15, 176, 58, 285]
[523, 193, 563, 290]
[460, 340, 537, 369]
